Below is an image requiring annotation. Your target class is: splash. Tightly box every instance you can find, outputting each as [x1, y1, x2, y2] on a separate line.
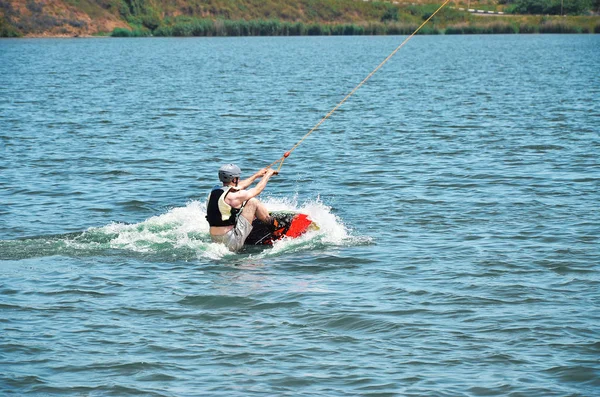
[253, 196, 354, 259]
[54, 197, 362, 261]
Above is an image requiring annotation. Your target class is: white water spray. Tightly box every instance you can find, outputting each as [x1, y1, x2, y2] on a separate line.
[75, 197, 360, 260]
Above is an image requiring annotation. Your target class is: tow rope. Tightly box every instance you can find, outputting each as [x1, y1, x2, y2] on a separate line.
[269, 0, 451, 172]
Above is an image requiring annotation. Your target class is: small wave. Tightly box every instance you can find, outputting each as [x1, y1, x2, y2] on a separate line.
[179, 294, 301, 310]
[521, 144, 565, 152]
[544, 365, 600, 384]
[41, 289, 111, 297]
[219, 113, 273, 120]
[101, 170, 132, 176]
[179, 294, 258, 309]
[116, 199, 156, 213]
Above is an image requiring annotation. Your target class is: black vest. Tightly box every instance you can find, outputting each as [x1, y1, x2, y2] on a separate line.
[206, 187, 241, 227]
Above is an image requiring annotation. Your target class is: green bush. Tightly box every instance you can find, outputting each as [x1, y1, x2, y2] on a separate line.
[153, 25, 172, 36]
[381, 5, 399, 22]
[141, 13, 161, 31]
[111, 27, 131, 37]
[111, 26, 151, 37]
[171, 22, 194, 37]
[0, 20, 21, 37]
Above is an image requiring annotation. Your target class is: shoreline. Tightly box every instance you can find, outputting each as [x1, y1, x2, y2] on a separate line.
[6, 31, 599, 39]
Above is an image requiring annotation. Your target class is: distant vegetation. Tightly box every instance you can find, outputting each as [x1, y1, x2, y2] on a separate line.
[505, 0, 598, 15]
[0, 0, 598, 37]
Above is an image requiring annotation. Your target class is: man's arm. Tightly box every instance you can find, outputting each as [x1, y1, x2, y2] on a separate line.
[237, 168, 267, 190]
[227, 169, 277, 207]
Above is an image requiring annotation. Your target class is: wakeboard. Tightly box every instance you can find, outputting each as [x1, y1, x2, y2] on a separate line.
[244, 211, 318, 246]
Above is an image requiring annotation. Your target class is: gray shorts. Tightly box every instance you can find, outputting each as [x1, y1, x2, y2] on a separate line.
[211, 215, 253, 252]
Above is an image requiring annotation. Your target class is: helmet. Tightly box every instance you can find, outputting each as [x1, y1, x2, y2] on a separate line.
[218, 163, 241, 183]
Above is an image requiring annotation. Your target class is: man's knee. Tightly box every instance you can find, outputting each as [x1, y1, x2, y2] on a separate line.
[241, 198, 257, 220]
[245, 197, 258, 209]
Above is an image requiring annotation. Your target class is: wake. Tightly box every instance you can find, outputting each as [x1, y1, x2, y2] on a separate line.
[0, 198, 368, 261]
[76, 197, 363, 261]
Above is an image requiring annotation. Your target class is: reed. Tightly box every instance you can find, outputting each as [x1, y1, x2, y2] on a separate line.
[539, 20, 583, 33]
[518, 23, 539, 34]
[141, 17, 449, 37]
[485, 22, 519, 34]
[445, 23, 478, 34]
[445, 22, 517, 34]
[385, 23, 421, 36]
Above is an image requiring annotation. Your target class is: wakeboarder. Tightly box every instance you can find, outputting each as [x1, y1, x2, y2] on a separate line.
[206, 164, 277, 252]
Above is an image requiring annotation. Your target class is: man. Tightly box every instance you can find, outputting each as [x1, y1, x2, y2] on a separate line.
[206, 163, 277, 252]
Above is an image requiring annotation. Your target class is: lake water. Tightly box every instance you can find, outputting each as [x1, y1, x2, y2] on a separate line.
[1, 35, 599, 396]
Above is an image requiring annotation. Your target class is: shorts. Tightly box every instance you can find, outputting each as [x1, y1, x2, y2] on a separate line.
[211, 215, 253, 252]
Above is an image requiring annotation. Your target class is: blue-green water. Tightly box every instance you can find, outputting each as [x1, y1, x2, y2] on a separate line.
[1, 35, 599, 396]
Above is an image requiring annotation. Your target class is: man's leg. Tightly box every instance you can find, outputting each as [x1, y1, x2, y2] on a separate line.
[240, 198, 271, 224]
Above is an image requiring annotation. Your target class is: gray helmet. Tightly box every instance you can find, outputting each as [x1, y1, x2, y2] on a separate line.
[218, 163, 241, 183]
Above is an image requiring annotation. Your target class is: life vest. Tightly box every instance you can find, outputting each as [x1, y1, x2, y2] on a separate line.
[206, 186, 243, 227]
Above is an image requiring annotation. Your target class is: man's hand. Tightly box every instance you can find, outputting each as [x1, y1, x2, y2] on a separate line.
[265, 168, 278, 177]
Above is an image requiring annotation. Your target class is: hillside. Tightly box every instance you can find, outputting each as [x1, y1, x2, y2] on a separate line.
[1, 0, 598, 37]
[0, 0, 129, 37]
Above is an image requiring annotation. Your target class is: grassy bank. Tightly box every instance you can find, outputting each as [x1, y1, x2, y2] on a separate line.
[110, 15, 600, 37]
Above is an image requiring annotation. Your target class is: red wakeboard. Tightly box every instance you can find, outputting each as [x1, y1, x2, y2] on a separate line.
[244, 211, 317, 246]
